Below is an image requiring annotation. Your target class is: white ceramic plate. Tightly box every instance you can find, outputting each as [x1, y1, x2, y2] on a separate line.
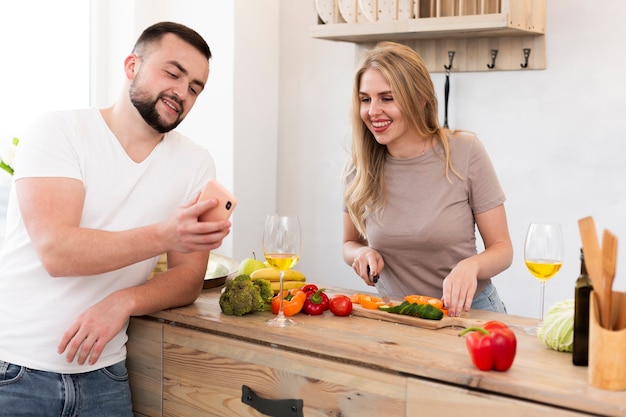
[205, 253, 238, 279]
[359, 0, 414, 22]
[150, 252, 237, 288]
[338, 0, 366, 23]
[204, 253, 238, 288]
[316, 0, 340, 24]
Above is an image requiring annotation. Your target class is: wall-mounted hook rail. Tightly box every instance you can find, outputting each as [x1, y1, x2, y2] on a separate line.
[444, 51, 455, 72]
[487, 49, 498, 69]
[520, 48, 531, 68]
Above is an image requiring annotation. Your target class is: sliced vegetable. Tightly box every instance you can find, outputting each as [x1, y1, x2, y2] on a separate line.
[357, 294, 372, 304]
[350, 293, 393, 308]
[349, 293, 361, 304]
[459, 321, 517, 372]
[379, 301, 443, 320]
[271, 288, 306, 317]
[404, 294, 445, 310]
[359, 295, 385, 310]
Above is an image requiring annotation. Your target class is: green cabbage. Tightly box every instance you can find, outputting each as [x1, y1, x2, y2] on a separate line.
[538, 299, 574, 352]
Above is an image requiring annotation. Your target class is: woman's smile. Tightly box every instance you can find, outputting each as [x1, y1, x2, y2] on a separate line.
[370, 119, 392, 133]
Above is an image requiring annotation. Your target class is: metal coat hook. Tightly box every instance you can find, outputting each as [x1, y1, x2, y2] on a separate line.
[444, 51, 455, 72]
[520, 48, 531, 68]
[487, 49, 498, 69]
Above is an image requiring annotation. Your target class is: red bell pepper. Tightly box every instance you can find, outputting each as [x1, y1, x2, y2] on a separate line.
[300, 284, 319, 295]
[459, 321, 517, 372]
[302, 288, 329, 315]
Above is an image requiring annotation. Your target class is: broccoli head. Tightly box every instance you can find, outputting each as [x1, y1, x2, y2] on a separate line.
[253, 278, 273, 311]
[219, 274, 266, 316]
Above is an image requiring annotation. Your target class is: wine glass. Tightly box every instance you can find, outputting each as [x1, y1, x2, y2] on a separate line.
[523, 222, 564, 335]
[263, 214, 302, 327]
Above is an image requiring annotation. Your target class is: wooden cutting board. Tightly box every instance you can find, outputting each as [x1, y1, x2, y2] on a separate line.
[351, 303, 489, 330]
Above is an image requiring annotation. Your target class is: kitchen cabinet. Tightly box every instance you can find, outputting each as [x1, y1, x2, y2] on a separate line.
[312, 0, 546, 72]
[127, 287, 626, 416]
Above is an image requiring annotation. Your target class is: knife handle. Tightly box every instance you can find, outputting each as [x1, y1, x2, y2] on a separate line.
[367, 265, 380, 283]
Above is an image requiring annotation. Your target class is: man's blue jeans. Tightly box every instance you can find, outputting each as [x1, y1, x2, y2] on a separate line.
[0, 359, 133, 417]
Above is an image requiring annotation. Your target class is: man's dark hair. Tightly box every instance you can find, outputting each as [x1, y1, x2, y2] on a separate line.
[132, 21, 211, 61]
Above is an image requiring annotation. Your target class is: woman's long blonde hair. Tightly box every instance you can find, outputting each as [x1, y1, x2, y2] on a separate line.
[343, 41, 458, 238]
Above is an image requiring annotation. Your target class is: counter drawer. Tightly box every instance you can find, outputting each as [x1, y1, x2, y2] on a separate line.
[407, 377, 588, 416]
[161, 325, 407, 417]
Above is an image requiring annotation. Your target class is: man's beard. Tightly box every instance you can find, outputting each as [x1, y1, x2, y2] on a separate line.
[129, 83, 183, 133]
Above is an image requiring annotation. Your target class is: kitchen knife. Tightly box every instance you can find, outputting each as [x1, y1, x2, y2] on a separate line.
[372, 274, 390, 304]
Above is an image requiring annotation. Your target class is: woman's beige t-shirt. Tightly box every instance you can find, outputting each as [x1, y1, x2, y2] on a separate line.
[346, 132, 505, 299]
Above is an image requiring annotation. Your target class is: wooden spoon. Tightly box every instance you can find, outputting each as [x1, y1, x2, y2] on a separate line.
[578, 217, 605, 327]
[616, 292, 626, 330]
[602, 229, 617, 329]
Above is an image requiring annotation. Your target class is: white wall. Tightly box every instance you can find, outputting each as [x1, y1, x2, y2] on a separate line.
[277, 1, 626, 318]
[0, 0, 90, 234]
[231, 0, 280, 262]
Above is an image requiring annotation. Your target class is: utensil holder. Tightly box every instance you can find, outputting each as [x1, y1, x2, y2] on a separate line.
[589, 291, 626, 391]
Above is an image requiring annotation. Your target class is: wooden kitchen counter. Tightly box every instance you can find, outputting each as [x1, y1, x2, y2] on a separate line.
[127, 287, 625, 417]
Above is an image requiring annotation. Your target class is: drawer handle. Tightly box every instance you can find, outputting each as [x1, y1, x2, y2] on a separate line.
[241, 385, 303, 417]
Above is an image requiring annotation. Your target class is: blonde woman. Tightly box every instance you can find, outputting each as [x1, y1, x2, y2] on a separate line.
[342, 42, 512, 317]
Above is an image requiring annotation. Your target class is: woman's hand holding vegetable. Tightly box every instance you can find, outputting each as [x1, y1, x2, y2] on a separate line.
[442, 258, 479, 317]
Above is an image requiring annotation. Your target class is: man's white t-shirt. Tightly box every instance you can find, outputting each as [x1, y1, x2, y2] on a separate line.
[0, 108, 215, 373]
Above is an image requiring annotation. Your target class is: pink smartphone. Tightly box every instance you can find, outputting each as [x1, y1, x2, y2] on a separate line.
[198, 179, 237, 222]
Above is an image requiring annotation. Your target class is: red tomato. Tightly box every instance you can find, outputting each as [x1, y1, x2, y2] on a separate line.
[329, 295, 353, 316]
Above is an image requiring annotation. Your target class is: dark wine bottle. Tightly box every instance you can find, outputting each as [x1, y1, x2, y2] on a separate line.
[573, 248, 593, 366]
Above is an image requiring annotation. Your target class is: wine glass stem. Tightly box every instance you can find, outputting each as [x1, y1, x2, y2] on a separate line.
[539, 280, 546, 322]
[277, 270, 286, 320]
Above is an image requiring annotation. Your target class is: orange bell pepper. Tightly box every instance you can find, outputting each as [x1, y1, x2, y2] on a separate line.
[271, 288, 306, 317]
[404, 295, 445, 312]
[360, 295, 386, 310]
[350, 293, 394, 309]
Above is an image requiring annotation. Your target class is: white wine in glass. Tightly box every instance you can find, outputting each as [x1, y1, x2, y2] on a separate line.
[524, 222, 564, 335]
[263, 214, 301, 327]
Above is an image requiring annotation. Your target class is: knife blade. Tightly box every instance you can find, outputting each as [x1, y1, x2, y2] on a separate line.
[371, 273, 390, 304]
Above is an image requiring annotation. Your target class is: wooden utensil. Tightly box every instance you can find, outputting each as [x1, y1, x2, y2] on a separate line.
[578, 217, 605, 327]
[602, 229, 618, 329]
[616, 291, 626, 330]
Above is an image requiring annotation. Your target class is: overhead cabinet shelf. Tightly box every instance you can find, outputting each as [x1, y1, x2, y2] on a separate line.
[312, 13, 543, 42]
[312, 0, 546, 72]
